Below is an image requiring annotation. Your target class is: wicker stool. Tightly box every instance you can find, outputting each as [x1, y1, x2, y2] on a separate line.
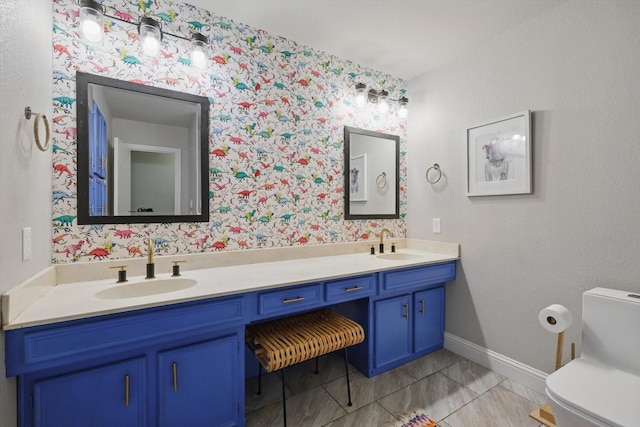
[246, 309, 365, 426]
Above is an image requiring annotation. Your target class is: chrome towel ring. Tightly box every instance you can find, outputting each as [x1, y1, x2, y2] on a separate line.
[376, 172, 388, 189]
[25, 106, 51, 152]
[426, 163, 442, 184]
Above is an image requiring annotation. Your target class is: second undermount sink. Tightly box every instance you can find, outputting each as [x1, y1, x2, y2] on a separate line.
[376, 252, 423, 261]
[96, 278, 197, 300]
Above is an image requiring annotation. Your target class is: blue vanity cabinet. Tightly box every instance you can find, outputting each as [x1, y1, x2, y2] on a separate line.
[372, 261, 455, 375]
[158, 334, 241, 427]
[32, 358, 146, 427]
[6, 295, 246, 427]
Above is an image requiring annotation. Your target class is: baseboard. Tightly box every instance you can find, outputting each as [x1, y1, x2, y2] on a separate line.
[444, 332, 548, 394]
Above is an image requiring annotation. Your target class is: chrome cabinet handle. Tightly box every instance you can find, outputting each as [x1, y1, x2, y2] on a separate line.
[420, 299, 425, 316]
[345, 286, 363, 293]
[283, 297, 305, 304]
[404, 303, 409, 320]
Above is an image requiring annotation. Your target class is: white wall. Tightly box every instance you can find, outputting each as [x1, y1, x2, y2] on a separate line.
[407, 0, 640, 376]
[0, 0, 53, 424]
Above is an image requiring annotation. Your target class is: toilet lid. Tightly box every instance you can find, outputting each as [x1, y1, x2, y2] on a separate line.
[546, 358, 640, 427]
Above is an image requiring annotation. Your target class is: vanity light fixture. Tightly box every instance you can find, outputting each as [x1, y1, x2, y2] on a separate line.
[138, 17, 162, 57]
[397, 96, 409, 118]
[355, 83, 368, 107]
[77, 0, 208, 67]
[377, 89, 389, 113]
[355, 83, 409, 117]
[190, 32, 209, 70]
[79, 0, 105, 45]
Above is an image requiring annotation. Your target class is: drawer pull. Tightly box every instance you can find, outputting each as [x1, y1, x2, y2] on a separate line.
[172, 362, 178, 391]
[420, 299, 425, 316]
[283, 297, 305, 304]
[344, 286, 363, 293]
[404, 303, 409, 320]
[125, 374, 130, 406]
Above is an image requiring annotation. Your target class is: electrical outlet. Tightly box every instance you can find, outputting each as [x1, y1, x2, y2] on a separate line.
[22, 227, 32, 261]
[432, 218, 441, 234]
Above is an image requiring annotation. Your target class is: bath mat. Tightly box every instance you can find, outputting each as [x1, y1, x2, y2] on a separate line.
[388, 411, 439, 427]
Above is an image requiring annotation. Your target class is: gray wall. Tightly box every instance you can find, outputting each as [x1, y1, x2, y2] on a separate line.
[0, 1, 53, 425]
[407, 0, 640, 375]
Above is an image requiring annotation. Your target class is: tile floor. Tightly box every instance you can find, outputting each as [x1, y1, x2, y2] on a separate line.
[245, 349, 548, 427]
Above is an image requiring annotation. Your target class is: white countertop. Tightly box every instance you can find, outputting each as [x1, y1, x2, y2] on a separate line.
[2, 239, 459, 330]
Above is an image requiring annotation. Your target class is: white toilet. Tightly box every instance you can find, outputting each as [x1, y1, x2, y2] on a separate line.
[545, 287, 640, 427]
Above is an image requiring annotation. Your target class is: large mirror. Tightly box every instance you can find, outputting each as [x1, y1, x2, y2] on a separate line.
[344, 126, 399, 219]
[76, 72, 210, 224]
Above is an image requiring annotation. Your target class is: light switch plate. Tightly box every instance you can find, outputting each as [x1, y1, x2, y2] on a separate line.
[432, 218, 441, 234]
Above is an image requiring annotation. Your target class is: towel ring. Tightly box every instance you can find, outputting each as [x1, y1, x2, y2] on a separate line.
[376, 172, 388, 189]
[426, 163, 442, 184]
[25, 107, 51, 152]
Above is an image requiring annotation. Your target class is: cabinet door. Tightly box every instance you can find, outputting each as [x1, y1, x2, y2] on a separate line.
[33, 358, 145, 427]
[158, 334, 241, 427]
[414, 287, 445, 353]
[374, 295, 411, 369]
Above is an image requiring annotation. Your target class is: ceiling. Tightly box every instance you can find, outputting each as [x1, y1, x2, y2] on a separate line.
[185, 0, 566, 81]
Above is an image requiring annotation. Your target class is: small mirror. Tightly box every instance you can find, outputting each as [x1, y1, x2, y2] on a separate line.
[344, 126, 399, 219]
[76, 72, 210, 224]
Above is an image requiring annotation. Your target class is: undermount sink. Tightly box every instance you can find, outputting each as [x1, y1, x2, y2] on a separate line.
[376, 252, 423, 261]
[96, 278, 197, 300]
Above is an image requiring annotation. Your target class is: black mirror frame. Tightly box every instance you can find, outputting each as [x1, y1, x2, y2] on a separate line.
[344, 126, 400, 220]
[76, 71, 210, 225]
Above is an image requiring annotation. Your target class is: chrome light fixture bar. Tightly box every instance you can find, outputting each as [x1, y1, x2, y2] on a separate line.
[78, 0, 208, 65]
[355, 82, 408, 118]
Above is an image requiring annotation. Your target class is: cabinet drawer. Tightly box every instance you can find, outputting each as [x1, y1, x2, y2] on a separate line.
[5, 296, 245, 376]
[256, 283, 323, 318]
[380, 261, 456, 294]
[325, 275, 376, 303]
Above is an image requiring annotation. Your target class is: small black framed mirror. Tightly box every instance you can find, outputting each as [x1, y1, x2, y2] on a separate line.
[344, 126, 400, 220]
[76, 72, 210, 225]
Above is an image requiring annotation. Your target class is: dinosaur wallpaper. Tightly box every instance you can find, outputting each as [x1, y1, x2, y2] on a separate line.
[51, 0, 407, 264]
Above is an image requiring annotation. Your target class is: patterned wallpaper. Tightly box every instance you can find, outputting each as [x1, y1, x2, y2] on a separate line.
[51, 0, 407, 264]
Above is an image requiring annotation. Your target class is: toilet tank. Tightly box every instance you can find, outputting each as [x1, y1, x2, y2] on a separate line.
[582, 287, 640, 376]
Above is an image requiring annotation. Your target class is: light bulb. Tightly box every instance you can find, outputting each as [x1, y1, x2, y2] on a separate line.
[355, 83, 367, 107]
[191, 33, 208, 70]
[142, 35, 160, 56]
[192, 49, 206, 69]
[138, 17, 162, 57]
[377, 90, 389, 113]
[397, 96, 409, 118]
[81, 16, 102, 44]
[79, 0, 104, 45]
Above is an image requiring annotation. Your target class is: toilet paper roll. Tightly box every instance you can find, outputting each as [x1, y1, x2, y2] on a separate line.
[538, 304, 573, 333]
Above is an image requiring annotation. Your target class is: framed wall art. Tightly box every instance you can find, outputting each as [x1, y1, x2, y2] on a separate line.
[467, 110, 532, 196]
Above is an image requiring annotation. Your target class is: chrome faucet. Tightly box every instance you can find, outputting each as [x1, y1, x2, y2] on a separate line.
[379, 228, 394, 254]
[146, 239, 155, 279]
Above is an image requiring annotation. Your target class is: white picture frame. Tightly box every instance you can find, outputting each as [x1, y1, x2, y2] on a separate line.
[467, 110, 532, 196]
[349, 154, 368, 202]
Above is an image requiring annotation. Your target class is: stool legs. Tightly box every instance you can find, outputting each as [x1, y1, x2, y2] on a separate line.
[257, 362, 262, 395]
[281, 367, 287, 427]
[344, 348, 353, 406]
